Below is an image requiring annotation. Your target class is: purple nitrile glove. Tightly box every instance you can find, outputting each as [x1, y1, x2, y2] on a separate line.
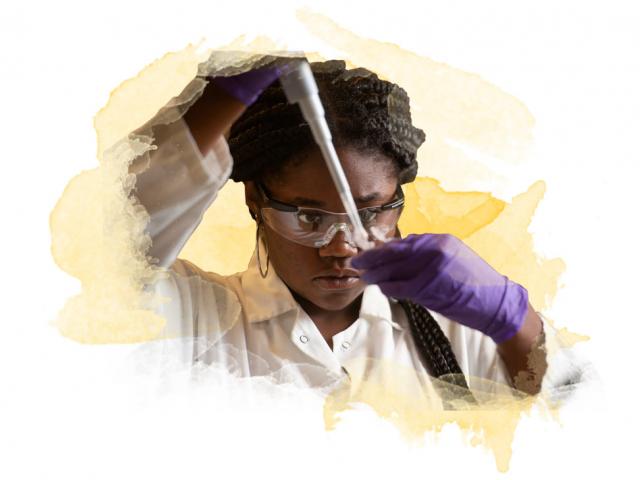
[212, 66, 282, 106]
[351, 233, 529, 343]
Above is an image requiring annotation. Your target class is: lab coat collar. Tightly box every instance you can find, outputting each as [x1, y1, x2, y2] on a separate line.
[240, 241, 402, 330]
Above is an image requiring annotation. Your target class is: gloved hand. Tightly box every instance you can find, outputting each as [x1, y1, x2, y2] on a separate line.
[350, 233, 529, 343]
[212, 65, 282, 106]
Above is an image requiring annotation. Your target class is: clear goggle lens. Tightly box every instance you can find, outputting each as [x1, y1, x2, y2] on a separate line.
[260, 206, 402, 248]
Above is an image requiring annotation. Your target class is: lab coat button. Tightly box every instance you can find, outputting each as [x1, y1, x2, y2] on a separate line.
[341, 341, 351, 350]
[299, 335, 309, 344]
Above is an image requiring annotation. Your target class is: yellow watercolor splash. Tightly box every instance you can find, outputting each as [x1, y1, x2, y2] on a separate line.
[50, 136, 165, 343]
[48, 10, 588, 472]
[322, 357, 539, 471]
[295, 7, 534, 188]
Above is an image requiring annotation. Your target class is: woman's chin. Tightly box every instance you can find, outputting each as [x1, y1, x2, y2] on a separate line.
[310, 283, 366, 311]
[286, 278, 366, 313]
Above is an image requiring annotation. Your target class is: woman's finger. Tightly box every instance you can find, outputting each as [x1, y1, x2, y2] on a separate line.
[375, 279, 415, 299]
[352, 236, 422, 269]
[358, 256, 423, 284]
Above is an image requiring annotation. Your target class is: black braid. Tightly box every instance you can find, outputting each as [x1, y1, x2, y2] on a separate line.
[228, 59, 425, 185]
[398, 300, 476, 405]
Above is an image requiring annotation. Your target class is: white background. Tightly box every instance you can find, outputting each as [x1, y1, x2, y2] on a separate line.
[1, 0, 638, 478]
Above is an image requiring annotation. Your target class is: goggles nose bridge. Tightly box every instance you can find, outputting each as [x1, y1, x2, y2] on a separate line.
[314, 222, 357, 248]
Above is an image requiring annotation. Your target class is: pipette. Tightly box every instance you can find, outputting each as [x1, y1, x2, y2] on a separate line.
[279, 60, 374, 250]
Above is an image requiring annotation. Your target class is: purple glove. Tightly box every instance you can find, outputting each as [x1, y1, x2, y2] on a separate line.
[351, 233, 529, 343]
[212, 66, 281, 106]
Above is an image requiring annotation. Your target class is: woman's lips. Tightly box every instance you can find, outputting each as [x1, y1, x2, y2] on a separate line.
[313, 275, 360, 290]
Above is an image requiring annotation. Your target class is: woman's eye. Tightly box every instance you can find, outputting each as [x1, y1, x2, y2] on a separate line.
[359, 209, 378, 224]
[297, 211, 323, 224]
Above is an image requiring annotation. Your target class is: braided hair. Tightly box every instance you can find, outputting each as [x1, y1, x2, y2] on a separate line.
[228, 60, 424, 185]
[227, 59, 473, 401]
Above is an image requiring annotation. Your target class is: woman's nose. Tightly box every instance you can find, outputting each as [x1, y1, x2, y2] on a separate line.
[318, 230, 358, 257]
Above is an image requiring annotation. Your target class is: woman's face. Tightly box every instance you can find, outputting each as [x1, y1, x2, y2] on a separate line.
[245, 146, 400, 314]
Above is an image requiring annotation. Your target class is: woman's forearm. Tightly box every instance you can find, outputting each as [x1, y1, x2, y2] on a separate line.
[128, 81, 247, 269]
[496, 303, 548, 395]
[183, 82, 248, 156]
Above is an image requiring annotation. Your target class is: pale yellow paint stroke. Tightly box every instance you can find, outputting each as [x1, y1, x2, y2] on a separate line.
[398, 177, 506, 239]
[49, 24, 586, 472]
[466, 181, 565, 312]
[322, 357, 540, 472]
[555, 328, 590, 346]
[179, 181, 256, 274]
[94, 44, 207, 160]
[50, 135, 166, 343]
[295, 7, 534, 189]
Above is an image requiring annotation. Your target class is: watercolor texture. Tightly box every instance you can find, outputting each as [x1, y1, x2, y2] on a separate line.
[49, 10, 590, 472]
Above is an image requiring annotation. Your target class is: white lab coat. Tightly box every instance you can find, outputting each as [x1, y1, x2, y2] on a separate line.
[128, 89, 587, 405]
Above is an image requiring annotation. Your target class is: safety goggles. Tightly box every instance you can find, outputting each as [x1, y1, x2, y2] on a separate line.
[256, 182, 404, 248]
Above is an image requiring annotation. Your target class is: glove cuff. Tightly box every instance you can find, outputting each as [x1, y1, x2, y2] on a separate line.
[212, 67, 280, 106]
[485, 279, 529, 344]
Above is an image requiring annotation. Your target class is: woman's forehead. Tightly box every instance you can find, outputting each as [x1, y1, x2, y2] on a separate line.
[265, 147, 398, 204]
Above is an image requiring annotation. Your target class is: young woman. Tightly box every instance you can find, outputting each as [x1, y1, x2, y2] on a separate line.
[131, 57, 558, 404]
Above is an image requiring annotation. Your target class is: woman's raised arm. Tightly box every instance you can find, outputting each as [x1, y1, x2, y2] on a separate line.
[128, 67, 281, 269]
